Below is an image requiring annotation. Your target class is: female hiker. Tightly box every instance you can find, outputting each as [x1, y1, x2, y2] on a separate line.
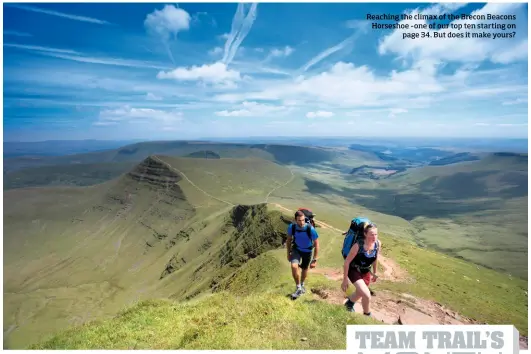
[341, 223, 380, 316]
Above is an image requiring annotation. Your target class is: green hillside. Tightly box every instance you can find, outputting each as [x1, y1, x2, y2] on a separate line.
[4, 150, 528, 349]
[271, 153, 528, 279]
[3, 161, 137, 190]
[28, 212, 528, 349]
[4, 140, 382, 174]
[3, 156, 295, 348]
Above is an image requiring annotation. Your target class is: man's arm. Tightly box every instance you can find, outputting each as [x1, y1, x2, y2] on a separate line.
[286, 235, 292, 254]
[286, 225, 293, 260]
[313, 239, 319, 260]
[310, 227, 319, 259]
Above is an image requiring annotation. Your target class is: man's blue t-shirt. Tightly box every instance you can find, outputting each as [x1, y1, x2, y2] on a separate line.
[287, 223, 319, 253]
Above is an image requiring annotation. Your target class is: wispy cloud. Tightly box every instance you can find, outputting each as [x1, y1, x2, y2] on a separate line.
[7, 4, 111, 25]
[222, 3, 258, 65]
[157, 62, 241, 87]
[378, 3, 528, 64]
[262, 46, 294, 63]
[208, 47, 223, 56]
[4, 30, 32, 37]
[192, 11, 217, 27]
[4, 43, 80, 55]
[306, 111, 334, 118]
[144, 5, 191, 64]
[215, 101, 292, 117]
[146, 93, 163, 101]
[34, 51, 172, 70]
[502, 98, 527, 105]
[299, 33, 357, 72]
[97, 105, 184, 125]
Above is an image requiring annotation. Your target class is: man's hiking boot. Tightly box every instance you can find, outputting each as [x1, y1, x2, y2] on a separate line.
[291, 286, 304, 300]
[344, 298, 355, 312]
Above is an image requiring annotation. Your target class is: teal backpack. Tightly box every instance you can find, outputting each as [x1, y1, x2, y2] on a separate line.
[341, 217, 371, 259]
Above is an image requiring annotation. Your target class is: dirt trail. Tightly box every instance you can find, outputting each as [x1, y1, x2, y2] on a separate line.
[309, 283, 475, 326]
[274, 203, 527, 349]
[308, 281, 529, 349]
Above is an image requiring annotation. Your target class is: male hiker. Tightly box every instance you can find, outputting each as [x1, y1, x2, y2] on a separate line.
[287, 210, 320, 299]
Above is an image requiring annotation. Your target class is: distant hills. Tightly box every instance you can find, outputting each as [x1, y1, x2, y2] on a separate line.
[3, 139, 528, 349]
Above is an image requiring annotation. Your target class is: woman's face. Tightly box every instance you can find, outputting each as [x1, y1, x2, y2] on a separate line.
[365, 228, 378, 242]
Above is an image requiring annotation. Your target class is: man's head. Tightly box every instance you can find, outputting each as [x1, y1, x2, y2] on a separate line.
[295, 210, 307, 227]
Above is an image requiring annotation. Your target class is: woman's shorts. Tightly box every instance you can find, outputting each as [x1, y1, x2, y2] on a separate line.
[348, 267, 371, 286]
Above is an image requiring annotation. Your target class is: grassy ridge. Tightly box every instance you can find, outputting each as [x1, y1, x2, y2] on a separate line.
[2, 155, 298, 349]
[30, 252, 378, 350]
[31, 291, 376, 350]
[4, 161, 137, 190]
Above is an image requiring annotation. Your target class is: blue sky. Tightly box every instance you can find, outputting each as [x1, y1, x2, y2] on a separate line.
[3, 2, 528, 141]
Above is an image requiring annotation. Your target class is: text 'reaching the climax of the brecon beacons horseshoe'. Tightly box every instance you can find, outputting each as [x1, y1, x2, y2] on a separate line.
[367, 13, 517, 40]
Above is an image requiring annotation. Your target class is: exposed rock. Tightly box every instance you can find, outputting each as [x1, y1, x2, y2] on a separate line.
[398, 307, 439, 325]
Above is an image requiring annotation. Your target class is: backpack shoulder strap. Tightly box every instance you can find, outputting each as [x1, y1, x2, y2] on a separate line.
[306, 225, 314, 247]
[291, 224, 296, 236]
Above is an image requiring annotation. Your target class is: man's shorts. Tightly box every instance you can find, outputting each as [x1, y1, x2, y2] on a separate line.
[290, 249, 312, 269]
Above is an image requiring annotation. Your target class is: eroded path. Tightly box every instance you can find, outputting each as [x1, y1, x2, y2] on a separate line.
[272, 203, 527, 349]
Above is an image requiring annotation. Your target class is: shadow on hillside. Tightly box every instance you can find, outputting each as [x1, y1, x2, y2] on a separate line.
[253, 145, 335, 165]
[304, 178, 339, 195]
[302, 172, 527, 221]
[418, 171, 528, 200]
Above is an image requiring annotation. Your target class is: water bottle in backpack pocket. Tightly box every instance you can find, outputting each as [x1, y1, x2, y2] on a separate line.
[341, 217, 371, 259]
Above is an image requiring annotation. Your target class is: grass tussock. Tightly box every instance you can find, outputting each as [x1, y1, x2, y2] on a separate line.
[32, 291, 378, 350]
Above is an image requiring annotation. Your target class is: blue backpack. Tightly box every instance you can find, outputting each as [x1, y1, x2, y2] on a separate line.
[341, 217, 371, 259]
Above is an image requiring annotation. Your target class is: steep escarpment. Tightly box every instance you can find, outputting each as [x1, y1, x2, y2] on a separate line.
[159, 204, 288, 297]
[219, 204, 286, 266]
[127, 156, 183, 189]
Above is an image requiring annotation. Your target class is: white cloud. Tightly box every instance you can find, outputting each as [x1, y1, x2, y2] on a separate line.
[144, 5, 191, 64]
[503, 98, 527, 105]
[218, 33, 230, 41]
[157, 62, 241, 87]
[4, 30, 32, 37]
[378, 3, 528, 64]
[306, 110, 334, 118]
[215, 61, 446, 108]
[4, 43, 80, 55]
[389, 108, 408, 118]
[146, 92, 163, 101]
[98, 105, 184, 124]
[300, 33, 357, 72]
[270, 46, 294, 58]
[7, 4, 111, 25]
[192, 11, 216, 27]
[144, 5, 191, 41]
[208, 47, 223, 56]
[222, 3, 258, 65]
[215, 101, 291, 117]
